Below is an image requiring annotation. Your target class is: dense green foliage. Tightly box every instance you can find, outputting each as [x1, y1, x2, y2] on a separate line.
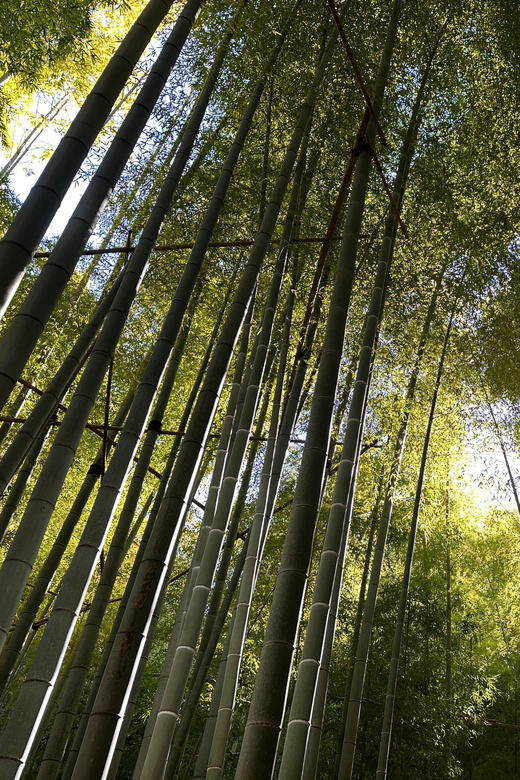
[1, 1, 520, 778]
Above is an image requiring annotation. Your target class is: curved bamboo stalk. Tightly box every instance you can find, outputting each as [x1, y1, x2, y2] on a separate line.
[72, 13, 316, 776]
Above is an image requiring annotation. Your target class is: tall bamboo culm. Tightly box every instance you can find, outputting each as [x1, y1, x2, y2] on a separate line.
[376, 286, 460, 780]
[234, 3, 402, 776]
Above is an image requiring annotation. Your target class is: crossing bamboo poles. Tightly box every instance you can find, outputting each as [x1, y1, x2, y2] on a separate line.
[0, 0, 203, 411]
[234, 3, 402, 776]
[0, 265, 127, 510]
[0, 0, 191, 317]
[0, 398, 134, 694]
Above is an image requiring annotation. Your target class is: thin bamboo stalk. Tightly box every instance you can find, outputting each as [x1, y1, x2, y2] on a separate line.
[204, 290, 294, 780]
[338, 59, 436, 780]
[376, 296, 458, 780]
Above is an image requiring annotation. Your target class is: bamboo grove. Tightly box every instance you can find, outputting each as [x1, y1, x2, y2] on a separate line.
[1, 0, 520, 777]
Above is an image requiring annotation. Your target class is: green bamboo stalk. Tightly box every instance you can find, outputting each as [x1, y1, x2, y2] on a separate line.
[61, 448, 215, 780]
[0, 0, 203, 409]
[300, 318, 385, 780]
[164, 535, 249, 779]
[0, 379, 138, 693]
[0, 265, 126, 505]
[0, 386, 29, 447]
[233, 3, 402, 773]
[279, 326, 374, 779]
[0, 426, 52, 544]
[376, 296, 458, 780]
[0, 468, 98, 695]
[71, 7, 315, 773]
[162, 356, 277, 777]
[204, 290, 294, 780]
[331, 474, 385, 777]
[192, 364, 306, 779]
[138, 106, 311, 780]
[0, 0, 185, 317]
[21, 618, 87, 777]
[131, 290, 254, 777]
[122, 491, 154, 558]
[192, 604, 238, 779]
[101, 451, 216, 780]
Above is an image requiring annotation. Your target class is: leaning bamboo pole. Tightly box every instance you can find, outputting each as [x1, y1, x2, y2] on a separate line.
[0, 0, 246, 687]
[165, 285, 298, 777]
[204, 290, 294, 780]
[33, 285, 228, 779]
[332, 264, 448, 777]
[127, 290, 255, 778]
[0, 0, 203, 410]
[138, 106, 311, 780]
[234, 3, 401, 775]
[71, 18, 326, 780]
[0, 0, 191, 317]
[61, 445, 215, 780]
